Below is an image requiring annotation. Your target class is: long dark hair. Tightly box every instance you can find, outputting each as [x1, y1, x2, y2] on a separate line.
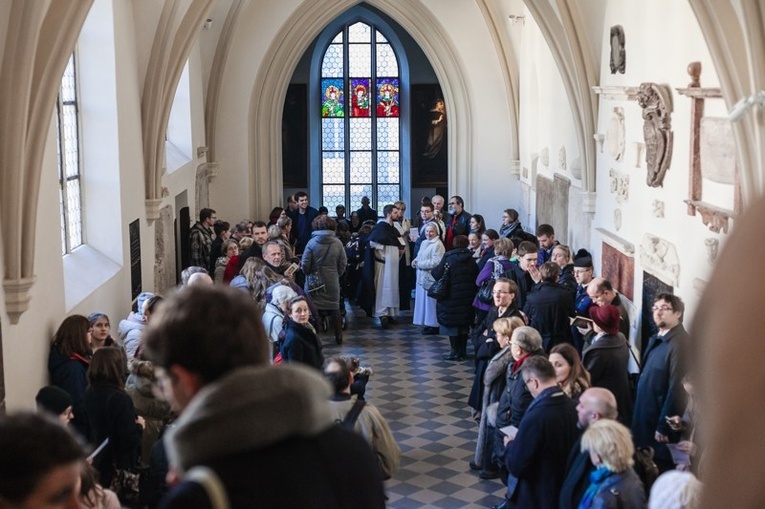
[87, 347, 127, 389]
[52, 315, 91, 358]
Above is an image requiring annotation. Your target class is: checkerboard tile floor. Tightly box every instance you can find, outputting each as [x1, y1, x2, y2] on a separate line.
[322, 307, 507, 508]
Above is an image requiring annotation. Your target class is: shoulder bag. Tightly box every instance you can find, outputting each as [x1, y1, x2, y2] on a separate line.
[476, 259, 503, 305]
[427, 262, 451, 300]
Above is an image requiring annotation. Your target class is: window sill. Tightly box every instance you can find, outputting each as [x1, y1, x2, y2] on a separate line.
[63, 244, 122, 311]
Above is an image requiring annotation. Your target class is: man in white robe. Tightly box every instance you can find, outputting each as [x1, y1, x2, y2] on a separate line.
[367, 204, 404, 328]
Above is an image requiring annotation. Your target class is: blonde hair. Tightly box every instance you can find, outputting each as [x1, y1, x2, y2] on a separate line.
[493, 238, 514, 257]
[493, 316, 526, 338]
[240, 258, 284, 303]
[238, 236, 254, 252]
[581, 419, 635, 472]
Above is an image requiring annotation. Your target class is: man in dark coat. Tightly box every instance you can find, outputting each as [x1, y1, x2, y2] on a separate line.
[498, 356, 579, 509]
[582, 304, 633, 426]
[359, 205, 404, 328]
[523, 262, 575, 352]
[559, 388, 619, 509]
[502, 240, 541, 310]
[444, 195, 471, 250]
[142, 286, 386, 508]
[535, 223, 560, 264]
[355, 195, 378, 224]
[287, 191, 319, 255]
[586, 277, 630, 339]
[632, 293, 688, 472]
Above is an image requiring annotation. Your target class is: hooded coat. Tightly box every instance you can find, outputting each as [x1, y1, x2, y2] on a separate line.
[301, 229, 347, 310]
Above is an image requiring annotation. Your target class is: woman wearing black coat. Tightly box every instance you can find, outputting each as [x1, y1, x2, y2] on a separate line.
[583, 304, 633, 426]
[48, 314, 92, 436]
[281, 296, 324, 370]
[431, 235, 480, 361]
[84, 347, 144, 487]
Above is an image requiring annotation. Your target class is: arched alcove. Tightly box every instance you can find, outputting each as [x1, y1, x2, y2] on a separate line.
[248, 0, 473, 221]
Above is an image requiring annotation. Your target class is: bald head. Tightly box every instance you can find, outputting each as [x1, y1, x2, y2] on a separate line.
[576, 387, 618, 428]
[586, 277, 616, 306]
[187, 272, 213, 287]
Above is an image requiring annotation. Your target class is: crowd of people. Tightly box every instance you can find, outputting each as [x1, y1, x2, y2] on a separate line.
[1, 192, 704, 508]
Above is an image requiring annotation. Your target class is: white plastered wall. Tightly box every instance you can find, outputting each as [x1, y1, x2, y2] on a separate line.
[0, 0, 209, 410]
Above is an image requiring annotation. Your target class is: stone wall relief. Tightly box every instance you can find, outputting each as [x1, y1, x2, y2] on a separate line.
[154, 205, 177, 295]
[609, 168, 629, 204]
[540, 147, 550, 168]
[633, 142, 645, 168]
[607, 107, 626, 162]
[651, 200, 665, 218]
[610, 25, 626, 75]
[558, 146, 567, 171]
[593, 134, 605, 153]
[704, 238, 719, 265]
[637, 82, 674, 187]
[639, 233, 680, 287]
[614, 209, 623, 231]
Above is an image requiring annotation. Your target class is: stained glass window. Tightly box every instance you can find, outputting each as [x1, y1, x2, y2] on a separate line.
[57, 53, 83, 255]
[319, 21, 401, 210]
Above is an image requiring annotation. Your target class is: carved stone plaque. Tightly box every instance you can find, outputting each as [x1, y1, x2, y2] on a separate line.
[639, 233, 679, 287]
[558, 146, 567, 170]
[602, 242, 634, 301]
[700, 117, 737, 184]
[536, 175, 554, 227]
[637, 83, 674, 187]
[607, 107, 626, 162]
[553, 174, 571, 244]
[154, 205, 177, 295]
[609, 168, 629, 204]
[540, 147, 550, 167]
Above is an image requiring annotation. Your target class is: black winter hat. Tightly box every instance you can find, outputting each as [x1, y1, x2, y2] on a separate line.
[35, 386, 73, 415]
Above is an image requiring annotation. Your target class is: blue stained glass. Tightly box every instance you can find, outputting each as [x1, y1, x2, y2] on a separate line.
[377, 152, 399, 183]
[322, 153, 345, 184]
[350, 152, 372, 182]
[376, 118, 399, 150]
[376, 44, 398, 76]
[350, 185, 373, 210]
[321, 78, 344, 117]
[332, 31, 343, 44]
[322, 118, 344, 150]
[321, 44, 343, 78]
[377, 185, 400, 213]
[323, 185, 346, 211]
[350, 78, 371, 117]
[376, 30, 387, 43]
[349, 118, 371, 150]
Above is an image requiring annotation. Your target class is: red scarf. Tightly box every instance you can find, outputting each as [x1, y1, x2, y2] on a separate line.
[445, 216, 456, 250]
[70, 353, 91, 365]
[511, 352, 531, 374]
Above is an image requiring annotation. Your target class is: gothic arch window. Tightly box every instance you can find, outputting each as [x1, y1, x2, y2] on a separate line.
[311, 11, 410, 213]
[57, 53, 83, 255]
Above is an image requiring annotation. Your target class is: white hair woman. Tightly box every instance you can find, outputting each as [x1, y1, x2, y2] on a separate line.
[579, 419, 646, 508]
[262, 284, 298, 362]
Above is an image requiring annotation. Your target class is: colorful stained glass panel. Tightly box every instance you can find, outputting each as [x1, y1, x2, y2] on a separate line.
[376, 44, 398, 76]
[350, 78, 371, 117]
[321, 78, 344, 117]
[376, 78, 400, 117]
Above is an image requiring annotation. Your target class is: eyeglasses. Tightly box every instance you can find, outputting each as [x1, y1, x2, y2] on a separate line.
[652, 305, 674, 312]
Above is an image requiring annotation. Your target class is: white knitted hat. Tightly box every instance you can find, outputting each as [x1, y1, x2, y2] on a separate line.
[648, 470, 702, 509]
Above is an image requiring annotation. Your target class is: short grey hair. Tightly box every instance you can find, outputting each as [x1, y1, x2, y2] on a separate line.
[512, 326, 542, 353]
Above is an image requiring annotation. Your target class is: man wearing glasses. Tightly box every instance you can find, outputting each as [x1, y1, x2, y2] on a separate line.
[494, 356, 578, 509]
[585, 277, 630, 339]
[632, 293, 689, 473]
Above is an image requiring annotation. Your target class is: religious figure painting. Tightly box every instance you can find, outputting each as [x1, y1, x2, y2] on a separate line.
[412, 84, 447, 187]
[376, 78, 400, 117]
[351, 78, 370, 117]
[321, 78, 344, 117]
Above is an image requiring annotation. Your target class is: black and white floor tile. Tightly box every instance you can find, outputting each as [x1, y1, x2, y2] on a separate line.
[322, 305, 506, 508]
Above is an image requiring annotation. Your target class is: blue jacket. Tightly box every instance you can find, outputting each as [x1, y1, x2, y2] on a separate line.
[504, 386, 580, 509]
[48, 346, 89, 435]
[584, 468, 645, 509]
[288, 206, 319, 254]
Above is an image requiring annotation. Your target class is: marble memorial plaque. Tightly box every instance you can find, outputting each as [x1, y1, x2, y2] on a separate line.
[700, 117, 736, 185]
[536, 175, 554, 228]
[154, 205, 177, 294]
[553, 174, 571, 244]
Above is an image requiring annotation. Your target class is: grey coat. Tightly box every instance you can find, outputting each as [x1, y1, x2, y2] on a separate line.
[301, 230, 347, 310]
[474, 346, 513, 468]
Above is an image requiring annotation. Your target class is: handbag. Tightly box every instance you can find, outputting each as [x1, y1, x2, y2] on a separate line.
[305, 272, 326, 293]
[427, 263, 451, 300]
[110, 468, 140, 504]
[476, 260, 503, 305]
